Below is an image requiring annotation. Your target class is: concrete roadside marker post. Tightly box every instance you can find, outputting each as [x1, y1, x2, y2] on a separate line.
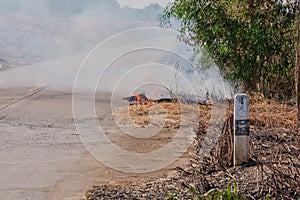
[234, 94, 250, 166]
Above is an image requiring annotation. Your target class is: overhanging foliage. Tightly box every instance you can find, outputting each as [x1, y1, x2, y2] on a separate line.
[161, 0, 298, 97]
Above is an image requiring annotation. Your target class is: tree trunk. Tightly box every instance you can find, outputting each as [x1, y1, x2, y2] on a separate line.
[296, 1, 300, 131]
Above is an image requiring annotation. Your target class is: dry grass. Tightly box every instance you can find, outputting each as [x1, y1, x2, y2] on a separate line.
[114, 102, 198, 129]
[87, 95, 300, 199]
[249, 93, 296, 131]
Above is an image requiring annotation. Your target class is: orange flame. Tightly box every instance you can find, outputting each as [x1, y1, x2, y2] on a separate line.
[133, 93, 154, 105]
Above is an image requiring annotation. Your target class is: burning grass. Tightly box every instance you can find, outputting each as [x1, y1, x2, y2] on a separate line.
[86, 94, 300, 200]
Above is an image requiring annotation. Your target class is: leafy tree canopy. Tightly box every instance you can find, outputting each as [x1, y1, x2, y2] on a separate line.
[161, 0, 298, 97]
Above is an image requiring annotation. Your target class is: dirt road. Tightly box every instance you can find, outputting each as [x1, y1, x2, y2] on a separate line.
[0, 88, 189, 200]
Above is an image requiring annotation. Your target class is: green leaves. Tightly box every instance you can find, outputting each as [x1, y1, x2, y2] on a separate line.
[168, 181, 245, 200]
[161, 0, 297, 96]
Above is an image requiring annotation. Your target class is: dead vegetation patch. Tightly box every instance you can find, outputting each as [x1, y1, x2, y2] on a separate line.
[85, 95, 300, 200]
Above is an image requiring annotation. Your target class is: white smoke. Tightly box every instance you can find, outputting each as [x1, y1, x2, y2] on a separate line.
[0, 0, 232, 99]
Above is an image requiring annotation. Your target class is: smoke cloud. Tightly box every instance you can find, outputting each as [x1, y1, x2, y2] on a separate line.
[0, 0, 232, 99]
